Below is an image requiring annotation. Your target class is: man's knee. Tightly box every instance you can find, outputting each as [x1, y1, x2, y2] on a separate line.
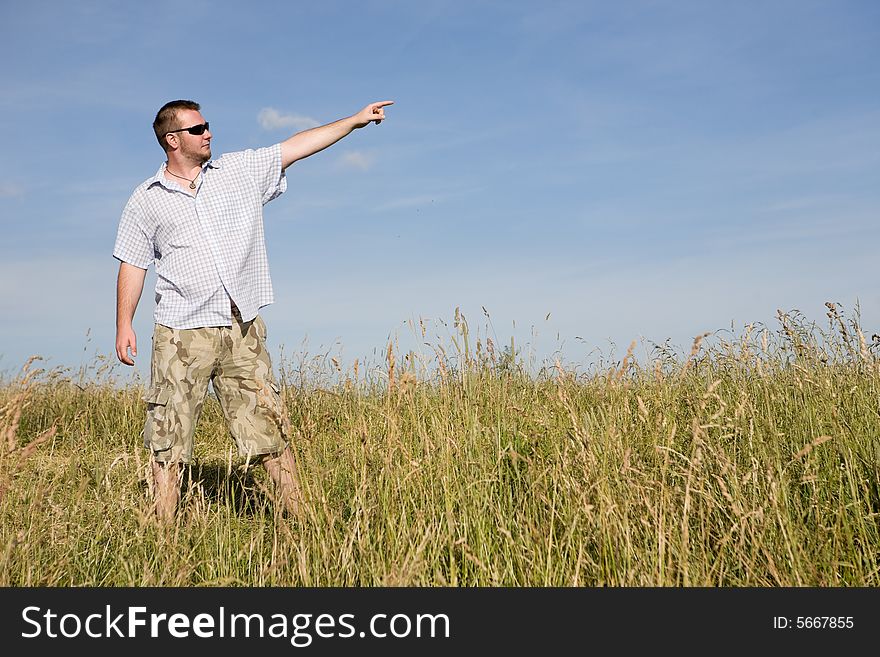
[259, 445, 290, 465]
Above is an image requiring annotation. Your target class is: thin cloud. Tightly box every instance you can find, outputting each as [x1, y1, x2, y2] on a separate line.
[257, 107, 320, 131]
[373, 194, 437, 212]
[756, 195, 839, 214]
[0, 183, 24, 199]
[338, 151, 374, 171]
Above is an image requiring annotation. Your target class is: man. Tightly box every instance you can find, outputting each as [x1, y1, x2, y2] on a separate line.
[114, 98, 393, 521]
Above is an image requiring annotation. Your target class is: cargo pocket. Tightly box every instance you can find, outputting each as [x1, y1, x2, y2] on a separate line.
[254, 315, 268, 343]
[143, 384, 175, 452]
[268, 380, 291, 440]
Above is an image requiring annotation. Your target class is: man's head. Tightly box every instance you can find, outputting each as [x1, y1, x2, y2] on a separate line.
[153, 99, 212, 164]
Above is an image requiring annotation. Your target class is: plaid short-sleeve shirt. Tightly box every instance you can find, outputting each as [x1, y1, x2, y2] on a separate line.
[113, 144, 286, 329]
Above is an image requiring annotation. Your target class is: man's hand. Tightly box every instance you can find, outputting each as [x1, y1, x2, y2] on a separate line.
[352, 100, 394, 128]
[281, 100, 395, 169]
[116, 326, 137, 366]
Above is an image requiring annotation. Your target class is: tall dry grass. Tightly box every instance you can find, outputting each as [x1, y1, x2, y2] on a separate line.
[1, 304, 878, 586]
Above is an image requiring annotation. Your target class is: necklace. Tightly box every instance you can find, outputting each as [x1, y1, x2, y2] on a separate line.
[165, 167, 198, 190]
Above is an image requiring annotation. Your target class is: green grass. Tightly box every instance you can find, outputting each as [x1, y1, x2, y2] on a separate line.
[2, 305, 879, 586]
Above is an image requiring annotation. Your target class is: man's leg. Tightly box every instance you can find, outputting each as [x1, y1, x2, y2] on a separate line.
[213, 312, 302, 515]
[151, 460, 181, 523]
[143, 324, 215, 521]
[261, 446, 303, 517]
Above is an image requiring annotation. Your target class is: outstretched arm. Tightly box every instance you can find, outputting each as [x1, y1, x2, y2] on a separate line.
[116, 261, 146, 366]
[280, 101, 393, 170]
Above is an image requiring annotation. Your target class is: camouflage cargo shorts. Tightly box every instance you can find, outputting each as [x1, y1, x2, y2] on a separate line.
[142, 310, 291, 463]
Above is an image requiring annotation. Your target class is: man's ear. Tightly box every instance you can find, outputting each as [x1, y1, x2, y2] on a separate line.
[164, 133, 177, 151]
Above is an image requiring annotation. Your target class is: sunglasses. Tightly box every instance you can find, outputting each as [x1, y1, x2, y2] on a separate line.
[166, 122, 210, 136]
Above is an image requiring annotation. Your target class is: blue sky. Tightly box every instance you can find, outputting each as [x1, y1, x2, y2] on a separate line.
[1, 0, 878, 382]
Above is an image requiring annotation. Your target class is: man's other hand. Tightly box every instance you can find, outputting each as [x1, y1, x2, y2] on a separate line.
[116, 326, 138, 366]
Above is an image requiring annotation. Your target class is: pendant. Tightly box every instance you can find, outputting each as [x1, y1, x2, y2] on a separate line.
[189, 182, 196, 190]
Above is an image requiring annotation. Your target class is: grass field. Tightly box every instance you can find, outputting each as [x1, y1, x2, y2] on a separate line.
[1, 304, 878, 586]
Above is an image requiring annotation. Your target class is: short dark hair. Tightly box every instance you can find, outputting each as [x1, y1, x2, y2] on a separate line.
[153, 100, 201, 152]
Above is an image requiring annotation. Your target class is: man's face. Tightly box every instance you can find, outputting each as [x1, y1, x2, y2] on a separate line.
[170, 109, 212, 164]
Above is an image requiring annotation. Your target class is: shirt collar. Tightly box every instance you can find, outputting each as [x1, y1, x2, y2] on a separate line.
[147, 158, 221, 190]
